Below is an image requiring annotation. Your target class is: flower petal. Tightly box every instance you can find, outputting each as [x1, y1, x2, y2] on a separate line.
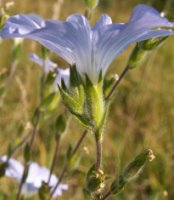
[0, 14, 92, 78]
[92, 14, 112, 31]
[96, 4, 174, 74]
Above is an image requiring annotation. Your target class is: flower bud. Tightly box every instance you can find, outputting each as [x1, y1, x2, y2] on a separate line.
[128, 44, 148, 69]
[86, 165, 105, 193]
[128, 36, 167, 69]
[139, 37, 167, 51]
[122, 149, 154, 182]
[110, 149, 155, 195]
[83, 0, 99, 9]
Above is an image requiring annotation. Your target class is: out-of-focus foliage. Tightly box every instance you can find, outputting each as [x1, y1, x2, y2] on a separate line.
[0, 0, 174, 199]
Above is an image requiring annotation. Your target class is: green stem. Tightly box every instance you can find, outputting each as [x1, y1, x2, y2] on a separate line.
[105, 64, 130, 101]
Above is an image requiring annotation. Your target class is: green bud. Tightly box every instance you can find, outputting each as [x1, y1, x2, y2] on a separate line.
[83, 0, 99, 9]
[122, 149, 154, 182]
[55, 114, 66, 134]
[129, 37, 167, 69]
[128, 44, 148, 69]
[39, 182, 50, 200]
[110, 149, 155, 195]
[86, 165, 105, 193]
[139, 37, 167, 51]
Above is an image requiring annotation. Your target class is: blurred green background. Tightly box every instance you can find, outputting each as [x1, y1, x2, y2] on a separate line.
[1, 0, 174, 199]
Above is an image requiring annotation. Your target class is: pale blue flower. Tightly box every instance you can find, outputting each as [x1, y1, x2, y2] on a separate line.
[0, 156, 68, 198]
[0, 155, 24, 180]
[1, 4, 174, 82]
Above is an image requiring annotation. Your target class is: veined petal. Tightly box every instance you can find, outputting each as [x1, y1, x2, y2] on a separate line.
[95, 4, 174, 75]
[0, 155, 24, 180]
[0, 14, 92, 78]
[92, 14, 112, 32]
[66, 14, 92, 78]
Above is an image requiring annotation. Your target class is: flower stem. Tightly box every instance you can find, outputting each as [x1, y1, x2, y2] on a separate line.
[47, 134, 61, 185]
[16, 110, 40, 200]
[105, 64, 130, 101]
[49, 130, 88, 199]
[95, 133, 102, 170]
